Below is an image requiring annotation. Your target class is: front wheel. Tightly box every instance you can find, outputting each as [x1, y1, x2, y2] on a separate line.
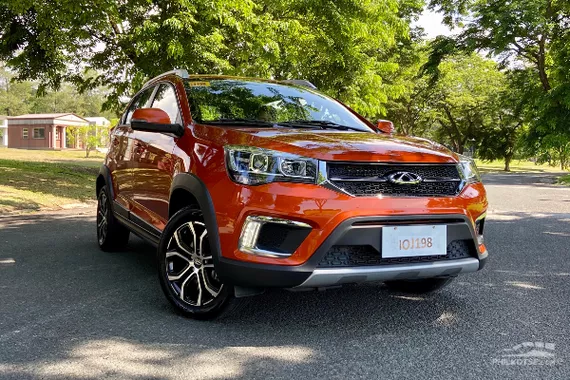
[384, 277, 453, 294]
[157, 207, 238, 319]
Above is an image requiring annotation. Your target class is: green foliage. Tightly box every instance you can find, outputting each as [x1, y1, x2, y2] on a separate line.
[0, 65, 33, 115]
[427, 0, 570, 170]
[385, 41, 434, 136]
[0, 65, 115, 119]
[390, 52, 508, 155]
[476, 70, 529, 170]
[428, 54, 506, 154]
[0, 0, 423, 118]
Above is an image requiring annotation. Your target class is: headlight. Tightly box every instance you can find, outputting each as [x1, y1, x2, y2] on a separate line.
[458, 156, 481, 183]
[224, 145, 318, 185]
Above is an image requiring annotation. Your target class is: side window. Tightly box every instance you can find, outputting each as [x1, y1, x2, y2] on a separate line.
[33, 128, 45, 139]
[123, 87, 155, 125]
[22, 128, 28, 139]
[151, 84, 181, 124]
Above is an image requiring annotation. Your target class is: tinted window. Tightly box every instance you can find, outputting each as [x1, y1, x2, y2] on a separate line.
[151, 84, 181, 124]
[124, 87, 155, 125]
[184, 80, 373, 132]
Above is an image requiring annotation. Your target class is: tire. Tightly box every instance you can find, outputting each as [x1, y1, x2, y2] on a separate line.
[97, 187, 130, 251]
[157, 207, 239, 320]
[384, 277, 453, 294]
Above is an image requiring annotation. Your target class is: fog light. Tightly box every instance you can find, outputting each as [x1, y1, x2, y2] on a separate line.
[238, 215, 312, 258]
[240, 219, 263, 250]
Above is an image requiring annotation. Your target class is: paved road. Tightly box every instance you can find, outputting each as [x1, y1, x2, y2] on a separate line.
[1, 173, 569, 379]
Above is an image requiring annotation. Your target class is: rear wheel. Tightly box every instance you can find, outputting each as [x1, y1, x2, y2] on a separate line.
[157, 207, 238, 319]
[97, 187, 130, 251]
[384, 278, 453, 294]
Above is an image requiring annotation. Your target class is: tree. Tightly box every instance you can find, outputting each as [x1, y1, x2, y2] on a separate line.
[384, 39, 435, 136]
[423, 54, 505, 154]
[476, 70, 529, 171]
[0, 0, 423, 118]
[426, 0, 570, 168]
[0, 65, 33, 115]
[1, 62, 115, 120]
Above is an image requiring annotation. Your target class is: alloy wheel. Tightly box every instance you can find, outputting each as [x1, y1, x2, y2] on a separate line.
[97, 191, 109, 245]
[165, 221, 223, 306]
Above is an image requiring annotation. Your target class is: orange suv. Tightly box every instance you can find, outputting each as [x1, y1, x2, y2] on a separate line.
[96, 69, 488, 319]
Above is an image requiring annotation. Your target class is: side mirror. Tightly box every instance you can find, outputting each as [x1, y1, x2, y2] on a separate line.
[376, 119, 395, 134]
[131, 108, 184, 138]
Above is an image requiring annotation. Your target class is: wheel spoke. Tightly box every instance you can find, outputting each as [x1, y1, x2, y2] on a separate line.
[195, 270, 203, 306]
[99, 222, 106, 241]
[173, 228, 195, 258]
[99, 195, 107, 213]
[186, 222, 198, 256]
[166, 250, 192, 264]
[167, 264, 191, 281]
[198, 229, 208, 258]
[179, 270, 197, 302]
[200, 269, 220, 297]
[202, 263, 214, 269]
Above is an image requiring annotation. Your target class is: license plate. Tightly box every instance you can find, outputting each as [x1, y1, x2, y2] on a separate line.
[382, 225, 447, 258]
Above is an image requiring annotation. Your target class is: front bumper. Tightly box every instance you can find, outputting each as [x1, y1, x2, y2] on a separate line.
[216, 214, 487, 289]
[298, 258, 479, 288]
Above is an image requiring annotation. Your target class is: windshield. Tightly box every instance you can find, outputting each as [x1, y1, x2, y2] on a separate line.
[184, 79, 373, 132]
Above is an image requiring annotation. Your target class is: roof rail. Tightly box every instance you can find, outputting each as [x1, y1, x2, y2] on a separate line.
[142, 69, 189, 88]
[281, 79, 317, 90]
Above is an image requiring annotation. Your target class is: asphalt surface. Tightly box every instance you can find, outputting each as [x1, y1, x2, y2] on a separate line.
[1, 172, 569, 379]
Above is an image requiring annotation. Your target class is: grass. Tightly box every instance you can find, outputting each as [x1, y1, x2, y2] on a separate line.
[475, 159, 566, 174]
[0, 148, 102, 214]
[557, 174, 570, 185]
[0, 147, 105, 167]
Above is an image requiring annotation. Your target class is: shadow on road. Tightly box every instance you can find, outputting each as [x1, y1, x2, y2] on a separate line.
[0, 206, 569, 379]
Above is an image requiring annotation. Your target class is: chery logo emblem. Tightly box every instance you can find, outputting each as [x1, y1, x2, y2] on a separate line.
[387, 171, 423, 185]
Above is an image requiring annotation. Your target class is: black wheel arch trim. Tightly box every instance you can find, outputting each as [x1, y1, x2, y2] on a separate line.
[169, 173, 223, 268]
[97, 165, 114, 200]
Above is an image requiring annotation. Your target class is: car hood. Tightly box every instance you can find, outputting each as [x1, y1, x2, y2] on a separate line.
[196, 126, 459, 163]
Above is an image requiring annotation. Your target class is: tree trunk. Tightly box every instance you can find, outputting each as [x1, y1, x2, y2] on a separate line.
[504, 154, 512, 172]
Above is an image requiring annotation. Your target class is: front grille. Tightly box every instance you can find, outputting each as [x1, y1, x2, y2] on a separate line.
[327, 163, 461, 197]
[317, 240, 473, 268]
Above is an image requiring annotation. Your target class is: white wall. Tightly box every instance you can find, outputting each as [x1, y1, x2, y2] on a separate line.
[0, 119, 8, 147]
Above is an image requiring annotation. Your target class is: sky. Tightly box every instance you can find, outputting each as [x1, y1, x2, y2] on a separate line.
[414, 8, 453, 39]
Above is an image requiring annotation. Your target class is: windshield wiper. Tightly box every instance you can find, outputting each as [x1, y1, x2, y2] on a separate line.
[278, 120, 364, 132]
[202, 118, 276, 127]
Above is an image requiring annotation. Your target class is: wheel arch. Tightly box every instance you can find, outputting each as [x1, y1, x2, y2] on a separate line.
[169, 173, 222, 263]
[97, 165, 114, 199]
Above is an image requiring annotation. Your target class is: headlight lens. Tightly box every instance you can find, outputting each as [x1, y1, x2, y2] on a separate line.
[458, 156, 481, 183]
[224, 145, 318, 185]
